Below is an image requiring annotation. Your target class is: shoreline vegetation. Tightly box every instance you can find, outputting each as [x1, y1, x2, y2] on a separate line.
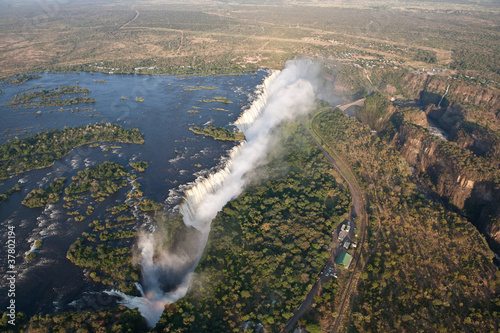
[0, 184, 22, 205]
[5, 85, 97, 109]
[0, 123, 145, 179]
[1, 62, 258, 83]
[190, 125, 245, 141]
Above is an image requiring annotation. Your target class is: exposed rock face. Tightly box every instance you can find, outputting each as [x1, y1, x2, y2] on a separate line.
[396, 122, 500, 249]
[425, 103, 500, 167]
[358, 68, 500, 249]
[371, 67, 500, 129]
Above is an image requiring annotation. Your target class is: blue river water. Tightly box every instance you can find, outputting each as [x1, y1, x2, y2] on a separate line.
[0, 70, 268, 316]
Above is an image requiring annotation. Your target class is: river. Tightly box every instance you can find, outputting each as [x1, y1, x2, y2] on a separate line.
[0, 70, 268, 316]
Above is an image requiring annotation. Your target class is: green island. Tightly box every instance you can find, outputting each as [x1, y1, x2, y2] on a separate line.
[130, 161, 149, 172]
[190, 125, 245, 141]
[185, 85, 218, 91]
[202, 96, 232, 104]
[0, 184, 21, 204]
[103, 145, 122, 152]
[5, 74, 42, 85]
[22, 177, 67, 208]
[15, 159, 157, 294]
[0, 123, 144, 179]
[5, 85, 96, 108]
[57, 160, 164, 294]
[64, 161, 129, 204]
[139, 199, 162, 212]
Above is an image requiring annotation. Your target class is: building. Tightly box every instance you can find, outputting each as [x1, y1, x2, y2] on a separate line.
[338, 222, 351, 241]
[335, 252, 353, 269]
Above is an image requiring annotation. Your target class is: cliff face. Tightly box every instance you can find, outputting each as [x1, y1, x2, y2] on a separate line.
[371, 67, 500, 130]
[425, 103, 500, 167]
[396, 122, 500, 248]
[357, 69, 500, 249]
[398, 123, 477, 208]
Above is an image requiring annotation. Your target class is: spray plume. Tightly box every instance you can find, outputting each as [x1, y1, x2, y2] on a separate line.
[112, 59, 320, 328]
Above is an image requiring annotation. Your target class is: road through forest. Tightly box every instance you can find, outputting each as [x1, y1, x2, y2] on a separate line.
[282, 103, 368, 332]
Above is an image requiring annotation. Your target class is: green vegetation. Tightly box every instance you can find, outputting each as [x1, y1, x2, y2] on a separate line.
[139, 199, 162, 212]
[0, 123, 144, 179]
[190, 125, 245, 141]
[64, 161, 128, 200]
[5, 86, 96, 108]
[103, 145, 122, 152]
[67, 233, 140, 294]
[56, 160, 160, 294]
[155, 122, 350, 332]
[130, 161, 149, 172]
[202, 96, 232, 104]
[355, 92, 392, 131]
[22, 177, 67, 208]
[0, 184, 21, 204]
[312, 108, 498, 331]
[18, 307, 145, 333]
[6, 74, 42, 85]
[1, 1, 499, 329]
[108, 203, 129, 215]
[184, 86, 201, 91]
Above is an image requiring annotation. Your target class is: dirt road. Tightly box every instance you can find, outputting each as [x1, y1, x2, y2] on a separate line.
[281, 104, 367, 332]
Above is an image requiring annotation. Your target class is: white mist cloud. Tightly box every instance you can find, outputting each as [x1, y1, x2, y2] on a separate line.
[184, 59, 319, 230]
[114, 58, 320, 328]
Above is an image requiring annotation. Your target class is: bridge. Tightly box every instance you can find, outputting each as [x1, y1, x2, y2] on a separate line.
[336, 98, 366, 112]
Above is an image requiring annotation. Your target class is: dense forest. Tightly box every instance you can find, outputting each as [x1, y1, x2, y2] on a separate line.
[154, 122, 351, 332]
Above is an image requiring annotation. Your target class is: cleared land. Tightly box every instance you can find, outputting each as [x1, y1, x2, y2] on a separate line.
[0, 1, 498, 81]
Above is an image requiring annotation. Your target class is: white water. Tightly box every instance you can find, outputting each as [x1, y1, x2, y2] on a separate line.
[428, 118, 448, 141]
[112, 59, 319, 328]
[179, 144, 242, 229]
[233, 70, 280, 132]
[437, 84, 450, 108]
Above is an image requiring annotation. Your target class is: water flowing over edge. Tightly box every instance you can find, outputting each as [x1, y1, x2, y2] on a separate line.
[106, 70, 281, 328]
[178, 143, 242, 230]
[233, 70, 280, 132]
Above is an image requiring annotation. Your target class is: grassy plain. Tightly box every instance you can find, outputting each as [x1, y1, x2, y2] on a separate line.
[0, 0, 498, 81]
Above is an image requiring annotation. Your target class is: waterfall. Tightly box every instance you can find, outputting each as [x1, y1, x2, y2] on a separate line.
[437, 84, 450, 108]
[233, 70, 280, 132]
[111, 59, 318, 328]
[178, 143, 242, 230]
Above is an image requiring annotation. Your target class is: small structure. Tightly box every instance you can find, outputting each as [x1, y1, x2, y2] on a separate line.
[344, 241, 351, 249]
[338, 223, 351, 241]
[336, 252, 353, 269]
